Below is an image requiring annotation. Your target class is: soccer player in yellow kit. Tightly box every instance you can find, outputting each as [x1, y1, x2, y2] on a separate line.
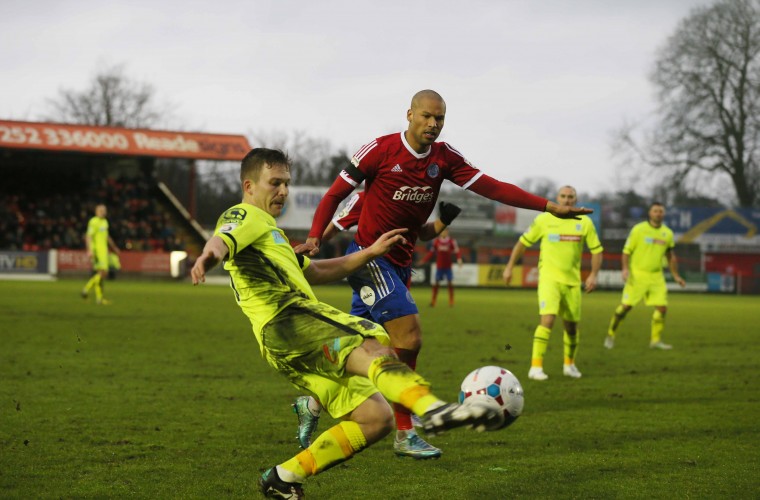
[605, 202, 686, 350]
[81, 204, 120, 305]
[503, 186, 603, 381]
[191, 148, 499, 499]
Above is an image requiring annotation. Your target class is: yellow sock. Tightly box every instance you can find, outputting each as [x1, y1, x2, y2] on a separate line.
[651, 310, 665, 343]
[278, 421, 367, 481]
[531, 325, 551, 368]
[367, 355, 441, 416]
[84, 274, 99, 293]
[563, 329, 579, 365]
[94, 274, 103, 302]
[608, 305, 627, 337]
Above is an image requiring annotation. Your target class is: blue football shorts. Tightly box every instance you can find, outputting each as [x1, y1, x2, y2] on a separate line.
[435, 267, 453, 283]
[345, 240, 418, 324]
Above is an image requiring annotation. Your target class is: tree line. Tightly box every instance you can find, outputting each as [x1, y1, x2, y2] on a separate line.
[42, 0, 759, 215]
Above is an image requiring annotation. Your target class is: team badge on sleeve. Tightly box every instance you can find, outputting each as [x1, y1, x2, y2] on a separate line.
[223, 207, 247, 220]
[271, 230, 287, 244]
[219, 223, 238, 233]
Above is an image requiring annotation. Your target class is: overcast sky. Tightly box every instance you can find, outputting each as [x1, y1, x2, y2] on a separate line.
[1, 0, 710, 196]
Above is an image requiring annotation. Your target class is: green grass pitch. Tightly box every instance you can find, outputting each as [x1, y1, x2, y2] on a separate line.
[1, 280, 758, 499]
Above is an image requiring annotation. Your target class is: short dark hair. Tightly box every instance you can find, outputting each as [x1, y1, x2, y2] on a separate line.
[240, 148, 290, 184]
[649, 201, 665, 210]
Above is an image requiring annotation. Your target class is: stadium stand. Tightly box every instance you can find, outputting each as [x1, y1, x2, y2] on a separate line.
[0, 120, 251, 262]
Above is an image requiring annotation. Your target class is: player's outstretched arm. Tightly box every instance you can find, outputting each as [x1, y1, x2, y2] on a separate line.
[295, 176, 356, 256]
[418, 221, 443, 241]
[321, 222, 340, 242]
[293, 236, 321, 256]
[545, 201, 593, 219]
[621, 253, 631, 283]
[503, 241, 526, 286]
[585, 252, 603, 293]
[191, 236, 228, 285]
[108, 236, 121, 255]
[303, 229, 407, 285]
[419, 201, 462, 240]
[667, 249, 686, 287]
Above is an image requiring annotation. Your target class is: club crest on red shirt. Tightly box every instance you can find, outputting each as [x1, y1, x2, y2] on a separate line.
[427, 163, 440, 178]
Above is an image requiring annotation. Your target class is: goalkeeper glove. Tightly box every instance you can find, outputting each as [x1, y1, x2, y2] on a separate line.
[438, 201, 462, 226]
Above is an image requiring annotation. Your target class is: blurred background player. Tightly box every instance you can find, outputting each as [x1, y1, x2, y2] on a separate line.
[81, 204, 120, 305]
[503, 186, 603, 381]
[295, 89, 592, 459]
[419, 227, 462, 307]
[605, 202, 686, 350]
[293, 191, 462, 449]
[191, 148, 499, 499]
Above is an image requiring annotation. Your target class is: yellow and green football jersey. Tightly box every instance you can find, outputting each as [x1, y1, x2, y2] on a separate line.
[214, 202, 316, 340]
[623, 221, 675, 274]
[519, 213, 603, 285]
[86, 216, 109, 255]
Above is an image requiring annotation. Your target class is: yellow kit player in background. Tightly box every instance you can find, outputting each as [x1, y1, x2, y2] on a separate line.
[81, 204, 120, 305]
[503, 186, 603, 381]
[190, 148, 499, 499]
[605, 202, 686, 350]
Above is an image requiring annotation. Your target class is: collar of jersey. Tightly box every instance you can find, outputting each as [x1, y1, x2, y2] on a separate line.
[243, 202, 278, 227]
[400, 131, 431, 159]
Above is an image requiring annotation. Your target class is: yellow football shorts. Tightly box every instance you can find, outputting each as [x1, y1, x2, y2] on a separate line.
[621, 270, 668, 307]
[537, 277, 582, 322]
[92, 249, 109, 272]
[260, 298, 391, 418]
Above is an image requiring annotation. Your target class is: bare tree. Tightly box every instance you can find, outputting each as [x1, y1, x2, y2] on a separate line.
[517, 176, 557, 199]
[619, 0, 760, 207]
[250, 129, 349, 186]
[44, 63, 167, 128]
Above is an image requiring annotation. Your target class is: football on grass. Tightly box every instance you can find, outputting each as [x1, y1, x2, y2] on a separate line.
[459, 365, 524, 430]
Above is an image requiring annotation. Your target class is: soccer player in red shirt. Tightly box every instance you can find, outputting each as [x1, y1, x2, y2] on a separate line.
[295, 89, 591, 459]
[293, 191, 463, 449]
[420, 227, 462, 307]
[323, 191, 459, 250]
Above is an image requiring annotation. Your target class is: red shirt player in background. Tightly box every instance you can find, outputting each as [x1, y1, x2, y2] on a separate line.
[295, 89, 592, 459]
[420, 227, 462, 308]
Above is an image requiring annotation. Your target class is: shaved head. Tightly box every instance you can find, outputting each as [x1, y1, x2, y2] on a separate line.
[405, 90, 447, 153]
[556, 186, 577, 207]
[411, 89, 445, 110]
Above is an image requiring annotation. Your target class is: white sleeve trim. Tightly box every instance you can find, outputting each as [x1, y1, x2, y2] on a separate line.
[461, 171, 484, 190]
[339, 170, 358, 187]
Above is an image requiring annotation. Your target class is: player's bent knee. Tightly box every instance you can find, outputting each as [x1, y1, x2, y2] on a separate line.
[361, 338, 397, 358]
[351, 395, 394, 444]
[387, 328, 423, 351]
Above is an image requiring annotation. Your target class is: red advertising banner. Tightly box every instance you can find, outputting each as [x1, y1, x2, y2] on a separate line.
[57, 249, 92, 271]
[0, 120, 250, 161]
[57, 250, 171, 275]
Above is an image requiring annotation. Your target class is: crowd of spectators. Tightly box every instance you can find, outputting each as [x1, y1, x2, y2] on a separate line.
[0, 172, 187, 253]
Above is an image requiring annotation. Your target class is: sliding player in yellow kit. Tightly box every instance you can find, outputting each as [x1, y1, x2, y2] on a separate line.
[191, 148, 500, 499]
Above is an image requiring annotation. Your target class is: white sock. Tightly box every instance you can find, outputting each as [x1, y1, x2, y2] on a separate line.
[275, 465, 304, 483]
[307, 396, 322, 417]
